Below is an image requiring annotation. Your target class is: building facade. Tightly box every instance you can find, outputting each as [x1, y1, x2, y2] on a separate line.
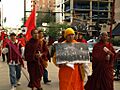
[115, 0, 120, 22]
[31, 0, 55, 12]
[0, 1, 2, 28]
[56, 0, 115, 33]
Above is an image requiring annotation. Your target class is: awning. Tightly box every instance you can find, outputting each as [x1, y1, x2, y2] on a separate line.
[112, 23, 120, 36]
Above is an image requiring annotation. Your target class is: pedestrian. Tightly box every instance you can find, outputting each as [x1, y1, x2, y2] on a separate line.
[24, 29, 44, 90]
[58, 30, 66, 43]
[85, 31, 116, 90]
[74, 31, 78, 40]
[17, 33, 26, 47]
[53, 28, 84, 90]
[3, 32, 24, 90]
[76, 32, 92, 85]
[38, 30, 51, 84]
[2, 35, 9, 62]
[0, 39, 2, 57]
[76, 32, 87, 43]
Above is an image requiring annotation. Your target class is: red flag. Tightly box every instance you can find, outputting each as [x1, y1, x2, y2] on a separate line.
[1, 31, 5, 40]
[24, 7, 36, 40]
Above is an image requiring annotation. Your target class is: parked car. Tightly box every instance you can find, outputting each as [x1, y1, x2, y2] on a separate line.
[87, 39, 98, 61]
[88, 43, 94, 54]
[87, 39, 98, 53]
[114, 48, 120, 80]
[87, 39, 97, 44]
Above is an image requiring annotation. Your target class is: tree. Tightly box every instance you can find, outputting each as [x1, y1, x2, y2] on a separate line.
[36, 9, 55, 27]
[45, 23, 70, 40]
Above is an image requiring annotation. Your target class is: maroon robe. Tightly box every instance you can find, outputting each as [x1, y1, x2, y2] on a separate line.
[85, 41, 115, 90]
[24, 38, 44, 88]
[6, 40, 24, 66]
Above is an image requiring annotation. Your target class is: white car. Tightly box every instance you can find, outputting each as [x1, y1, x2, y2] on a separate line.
[87, 39, 97, 53]
[87, 39, 97, 44]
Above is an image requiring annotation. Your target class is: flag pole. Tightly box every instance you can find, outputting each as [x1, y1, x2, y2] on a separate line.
[33, 0, 37, 27]
[21, 68, 30, 82]
[24, 5, 36, 40]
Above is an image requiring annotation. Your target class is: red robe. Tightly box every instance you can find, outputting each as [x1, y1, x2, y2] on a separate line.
[18, 37, 26, 47]
[25, 38, 46, 88]
[85, 41, 115, 90]
[76, 38, 87, 44]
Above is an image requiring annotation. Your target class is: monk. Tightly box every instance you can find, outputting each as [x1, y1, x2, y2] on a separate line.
[53, 28, 84, 90]
[38, 30, 51, 84]
[24, 29, 44, 90]
[85, 31, 116, 90]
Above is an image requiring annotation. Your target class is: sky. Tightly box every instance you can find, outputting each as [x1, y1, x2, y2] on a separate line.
[2, 0, 31, 28]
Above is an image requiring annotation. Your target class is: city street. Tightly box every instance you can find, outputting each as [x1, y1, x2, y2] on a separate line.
[0, 60, 120, 90]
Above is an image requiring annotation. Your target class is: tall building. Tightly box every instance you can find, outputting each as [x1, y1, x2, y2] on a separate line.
[31, 0, 55, 12]
[115, 0, 120, 22]
[56, 0, 115, 33]
[0, 1, 2, 27]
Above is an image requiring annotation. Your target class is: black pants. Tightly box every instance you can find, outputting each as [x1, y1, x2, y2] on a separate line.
[2, 53, 8, 62]
[43, 68, 48, 83]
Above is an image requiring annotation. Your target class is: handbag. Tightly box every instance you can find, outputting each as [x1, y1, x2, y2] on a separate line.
[79, 64, 85, 81]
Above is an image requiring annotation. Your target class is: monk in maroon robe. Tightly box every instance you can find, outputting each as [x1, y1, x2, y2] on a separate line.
[85, 32, 116, 90]
[24, 30, 44, 90]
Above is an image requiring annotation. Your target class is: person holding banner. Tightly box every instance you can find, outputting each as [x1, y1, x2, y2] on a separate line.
[53, 28, 84, 90]
[85, 31, 115, 90]
[24, 29, 44, 90]
[3, 33, 24, 90]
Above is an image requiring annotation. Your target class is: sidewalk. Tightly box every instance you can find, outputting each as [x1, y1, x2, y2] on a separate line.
[0, 60, 120, 90]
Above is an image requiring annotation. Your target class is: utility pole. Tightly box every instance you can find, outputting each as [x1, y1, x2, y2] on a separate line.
[96, 0, 100, 36]
[110, 0, 115, 40]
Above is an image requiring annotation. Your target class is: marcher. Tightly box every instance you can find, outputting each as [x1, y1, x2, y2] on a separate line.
[0, 39, 2, 56]
[24, 29, 44, 90]
[38, 30, 51, 84]
[2, 35, 9, 62]
[53, 28, 84, 90]
[4, 32, 24, 90]
[85, 31, 116, 90]
[74, 31, 78, 40]
[58, 30, 66, 43]
[17, 33, 26, 47]
[76, 32, 92, 85]
[76, 32, 87, 43]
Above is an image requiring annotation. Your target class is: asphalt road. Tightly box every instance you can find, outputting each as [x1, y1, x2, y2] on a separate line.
[0, 59, 120, 90]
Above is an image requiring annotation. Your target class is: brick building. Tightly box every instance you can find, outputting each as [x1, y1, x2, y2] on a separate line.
[115, 0, 120, 22]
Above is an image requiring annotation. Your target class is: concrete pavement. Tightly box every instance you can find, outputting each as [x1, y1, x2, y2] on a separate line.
[0, 60, 120, 90]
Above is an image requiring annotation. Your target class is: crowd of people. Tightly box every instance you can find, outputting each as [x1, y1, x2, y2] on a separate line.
[0, 27, 116, 90]
[0, 30, 51, 90]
